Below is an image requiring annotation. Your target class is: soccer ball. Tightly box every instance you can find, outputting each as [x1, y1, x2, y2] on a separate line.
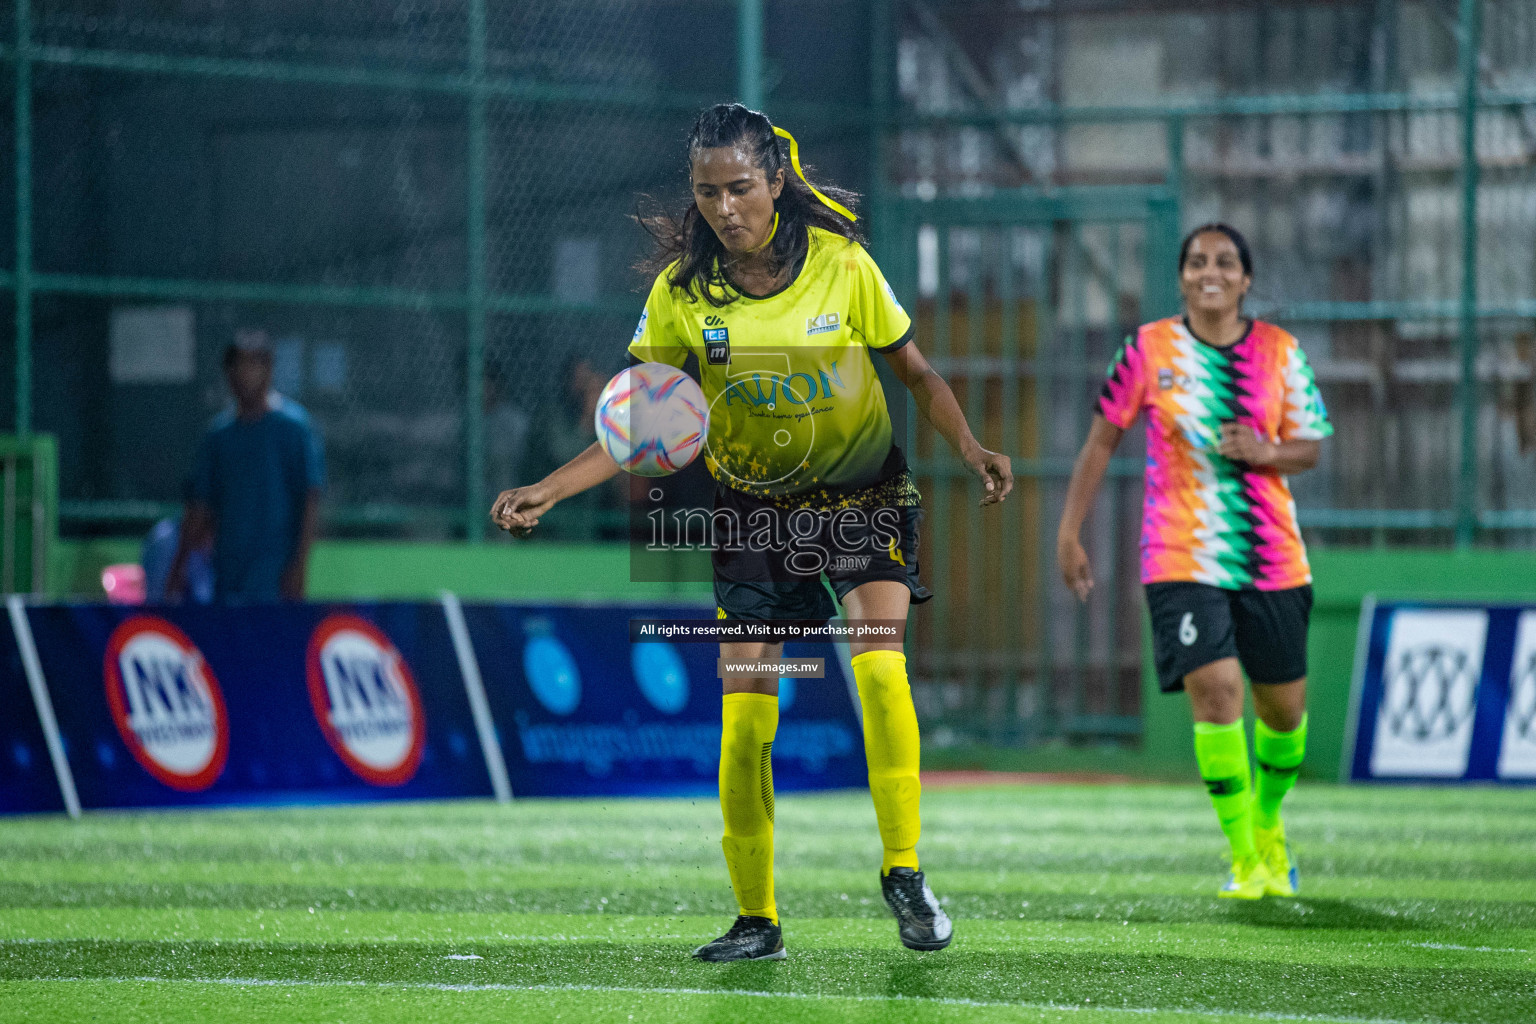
[594, 363, 708, 476]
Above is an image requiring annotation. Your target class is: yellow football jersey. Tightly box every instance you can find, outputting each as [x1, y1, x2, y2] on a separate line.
[627, 227, 913, 499]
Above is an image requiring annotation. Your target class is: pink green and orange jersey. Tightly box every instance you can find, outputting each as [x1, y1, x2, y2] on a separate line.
[1097, 317, 1332, 591]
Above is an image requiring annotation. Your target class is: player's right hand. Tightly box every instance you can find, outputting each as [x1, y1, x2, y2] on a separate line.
[1057, 534, 1093, 602]
[491, 485, 556, 537]
[963, 445, 1014, 506]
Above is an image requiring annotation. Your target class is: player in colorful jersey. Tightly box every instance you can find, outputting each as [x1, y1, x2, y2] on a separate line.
[491, 104, 1012, 959]
[1056, 224, 1331, 900]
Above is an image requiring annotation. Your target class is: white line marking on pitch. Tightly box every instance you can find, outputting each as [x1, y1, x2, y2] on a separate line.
[18, 976, 1452, 1024]
[1402, 941, 1530, 954]
[0, 935, 695, 946]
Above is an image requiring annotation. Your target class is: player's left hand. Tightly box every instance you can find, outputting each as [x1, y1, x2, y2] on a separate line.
[1216, 422, 1274, 466]
[963, 445, 1013, 506]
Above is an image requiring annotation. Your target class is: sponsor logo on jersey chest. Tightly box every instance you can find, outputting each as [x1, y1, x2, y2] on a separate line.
[703, 326, 730, 365]
[806, 312, 840, 336]
[1158, 368, 1193, 390]
[103, 616, 229, 791]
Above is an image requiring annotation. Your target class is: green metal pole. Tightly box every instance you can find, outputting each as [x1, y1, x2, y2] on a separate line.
[1156, 114, 1185, 319]
[964, 235, 985, 714]
[464, 0, 487, 542]
[738, 0, 763, 109]
[1033, 227, 1056, 742]
[1067, 225, 1087, 728]
[868, 0, 890, 261]
[1454, 0, 1481, 547]
[1165, 114, 1183, 228]
[15, 0, 32, 438]
[997, 227, 1020, 740]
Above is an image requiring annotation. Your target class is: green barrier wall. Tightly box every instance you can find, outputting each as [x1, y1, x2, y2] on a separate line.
[52, 539, 712, 604]
[51, 540, 1536, 780]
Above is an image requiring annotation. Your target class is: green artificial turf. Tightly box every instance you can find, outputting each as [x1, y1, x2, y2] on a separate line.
[1, 783, 1532, 1023]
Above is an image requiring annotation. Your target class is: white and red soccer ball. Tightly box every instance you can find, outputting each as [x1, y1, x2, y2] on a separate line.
[594, 363, 707, 477]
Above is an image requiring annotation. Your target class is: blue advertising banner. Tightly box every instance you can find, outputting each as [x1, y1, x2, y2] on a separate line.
[1345, 598, 1536, 783]
[24, 603, 495, 809]
[0, 620, 64, 814]
[460, 602, 867, 797]
[3, 599, 870, 814]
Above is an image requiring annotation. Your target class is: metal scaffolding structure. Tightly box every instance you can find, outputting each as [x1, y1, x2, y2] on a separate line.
[0, 0, 1532, 741]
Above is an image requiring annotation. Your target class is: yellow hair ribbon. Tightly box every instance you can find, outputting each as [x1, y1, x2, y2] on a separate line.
[773, 126, 856, 223]
[746, 212, 779, 253]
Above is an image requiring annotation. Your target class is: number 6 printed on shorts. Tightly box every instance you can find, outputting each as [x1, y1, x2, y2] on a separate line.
[1179, 612, 1198, 647]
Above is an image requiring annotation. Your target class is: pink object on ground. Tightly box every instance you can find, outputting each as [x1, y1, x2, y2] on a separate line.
[101, 564, 146, 605]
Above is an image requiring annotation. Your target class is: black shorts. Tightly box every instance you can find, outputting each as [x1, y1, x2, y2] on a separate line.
[1145, 581, 1312, 693]
[711, 482, 932, 623]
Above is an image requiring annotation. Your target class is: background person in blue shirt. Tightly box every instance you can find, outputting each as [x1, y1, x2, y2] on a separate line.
[142, 516, 214, 604]
[168, 332, 325, 602]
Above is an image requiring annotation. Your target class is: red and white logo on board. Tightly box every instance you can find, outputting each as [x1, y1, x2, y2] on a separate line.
[306, 614, 425, 786]
[103, 616, 229, 791]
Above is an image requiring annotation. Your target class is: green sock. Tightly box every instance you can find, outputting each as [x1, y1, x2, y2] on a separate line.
[1254, 714, 1307, 830]
[1193, 721, 1256, 861]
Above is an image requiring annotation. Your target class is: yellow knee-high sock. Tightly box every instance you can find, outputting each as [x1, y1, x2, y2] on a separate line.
[1254, 714, 1307, 829]
[719, 692, 778, 923]
[1193, 720, 1257, 862]
[852, 650, 922, 875]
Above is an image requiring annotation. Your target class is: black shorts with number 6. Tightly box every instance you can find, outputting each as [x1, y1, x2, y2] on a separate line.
[1144, 581, 1313, 693]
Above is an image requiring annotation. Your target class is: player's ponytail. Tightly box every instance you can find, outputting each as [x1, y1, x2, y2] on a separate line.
[636, 103, 863, 307]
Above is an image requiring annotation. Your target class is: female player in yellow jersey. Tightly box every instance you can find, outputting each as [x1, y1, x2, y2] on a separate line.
[491, 103, 1011, 960]
[1057, 224, 1331, 900]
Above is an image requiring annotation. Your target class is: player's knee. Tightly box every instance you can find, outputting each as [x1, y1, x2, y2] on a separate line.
[1257, 705, 1306, 733]
[1250, 677, 1306, 731]
[1188, 687, 1243, 725]
[1185, 660, 1244, 723]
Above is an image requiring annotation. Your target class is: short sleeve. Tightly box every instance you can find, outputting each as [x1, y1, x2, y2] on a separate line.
[1280, 340, 1333, 441]
[847, 244, 914, 353]
[186, 432, 215, 505]
[1097, 332, 1147, 429]
[302, 421, 326, 490]
[626, 271, 691, 369]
